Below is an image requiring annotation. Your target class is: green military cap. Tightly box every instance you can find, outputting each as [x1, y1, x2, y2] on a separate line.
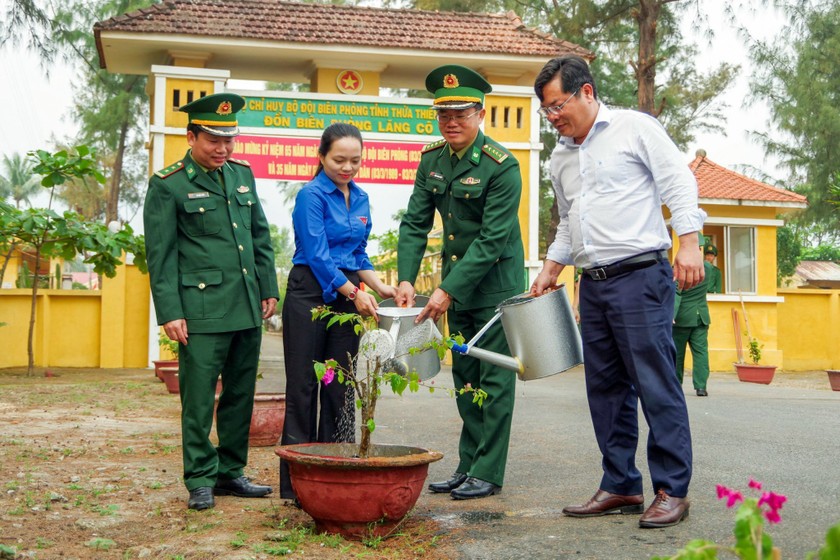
[425, 65, 492, 110]
[179, 92, 245, 137]
[704, 242, 718, 256]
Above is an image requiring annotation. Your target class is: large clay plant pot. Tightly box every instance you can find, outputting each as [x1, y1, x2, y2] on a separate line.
[159, 366, 180, 393]
[827, 370, 840, 391]
[734, 363, 777, 384]
[152, 359, 178, 382]
[275, 442, 443, 539]
[249, 393, 286, 447]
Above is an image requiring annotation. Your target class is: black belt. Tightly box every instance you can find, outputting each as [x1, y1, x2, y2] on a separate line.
[583, 250, 668, 281]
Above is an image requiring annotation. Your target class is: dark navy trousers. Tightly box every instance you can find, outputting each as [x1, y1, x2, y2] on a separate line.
[579, 259, 692, 498]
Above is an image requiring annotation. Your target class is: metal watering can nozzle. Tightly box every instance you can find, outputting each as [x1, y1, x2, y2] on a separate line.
[447, 311, 524, 374]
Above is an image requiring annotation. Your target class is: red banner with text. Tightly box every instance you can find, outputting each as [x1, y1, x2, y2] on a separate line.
[233, 135, 425, 185]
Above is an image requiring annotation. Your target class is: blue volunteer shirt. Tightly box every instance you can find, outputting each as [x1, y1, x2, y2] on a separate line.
[291, 170, 374, 302]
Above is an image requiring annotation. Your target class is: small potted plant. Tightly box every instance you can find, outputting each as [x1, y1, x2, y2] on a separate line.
[734, 337, 777, 384]
[826, 369, 840, 391]
[153, 331, 179, 383]
[276, 306, 485, 539]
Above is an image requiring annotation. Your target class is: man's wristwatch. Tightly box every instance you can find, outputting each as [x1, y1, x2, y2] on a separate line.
[347, 286, 359, 301]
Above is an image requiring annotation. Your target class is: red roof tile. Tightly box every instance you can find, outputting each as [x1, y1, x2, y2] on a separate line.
[689, 155, 807, 206]
[94, 0, 593, 59]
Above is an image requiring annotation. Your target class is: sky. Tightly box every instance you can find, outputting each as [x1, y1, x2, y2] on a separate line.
[0, 1, 788, 245]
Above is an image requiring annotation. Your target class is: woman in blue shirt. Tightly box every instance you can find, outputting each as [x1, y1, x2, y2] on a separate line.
[280, 123, 395, 500]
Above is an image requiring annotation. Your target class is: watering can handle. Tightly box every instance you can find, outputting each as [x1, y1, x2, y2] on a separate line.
[465, 311, 504, 348]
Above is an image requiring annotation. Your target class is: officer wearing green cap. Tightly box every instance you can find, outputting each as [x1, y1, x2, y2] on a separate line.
[143, 92, 279, 511]
[673, 235, 712, 396]
[396, 65, 524, 500]
[704, 242, 722, 293]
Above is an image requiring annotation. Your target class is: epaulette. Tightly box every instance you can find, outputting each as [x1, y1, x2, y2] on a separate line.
[154, 161, 185, 179]
[481, 144, 509, 164]
[421, 139, 447, 154]
[228, 157, 251, 167]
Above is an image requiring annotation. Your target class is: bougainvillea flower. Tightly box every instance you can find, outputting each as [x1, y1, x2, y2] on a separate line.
[758, 491, 787, 512]
[716, 485, 744, 508]
[764, 508, 782, 524]
[748, 478, 763, 490]
[322, 367, 335, 385]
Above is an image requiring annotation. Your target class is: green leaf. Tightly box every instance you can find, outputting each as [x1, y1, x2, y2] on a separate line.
[366, 419, 376, 433]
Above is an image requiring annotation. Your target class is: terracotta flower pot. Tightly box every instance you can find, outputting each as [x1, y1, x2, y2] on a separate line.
[827, 370, 840, 391]
[249, 393, 286, 447]
[734, 363, 776, 384]
[276, 442, 443, 539]
[159, 366, 180, 393]
[152, 359, 178, 382]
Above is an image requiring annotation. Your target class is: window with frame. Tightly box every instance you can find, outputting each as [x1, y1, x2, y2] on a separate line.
[725, 226, 756, 294]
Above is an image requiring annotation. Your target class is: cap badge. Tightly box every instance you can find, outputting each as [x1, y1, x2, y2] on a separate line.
[216, 101, 233, 115]
[237, 185, 250, 193]
[460, 177, 481, 185]
[443, 74, 459, 89]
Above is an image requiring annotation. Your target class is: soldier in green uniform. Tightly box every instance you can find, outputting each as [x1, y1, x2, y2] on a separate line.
[673, 236, 712, 396]
[704, 242, 722, 293]
[144, 93, 279, 511]
[396, 65, 525, 500]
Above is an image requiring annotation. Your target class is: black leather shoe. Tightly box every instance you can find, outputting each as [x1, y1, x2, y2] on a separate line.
[428, 472, 468, 493]
[696, 389, 708, 397]
[214, 476, 272, 498]
[450, 477, 501, 500]
[187, 487, 214, 510]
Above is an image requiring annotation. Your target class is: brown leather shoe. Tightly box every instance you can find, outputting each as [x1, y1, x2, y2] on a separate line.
[562, 489, 645, 517]
[639, 489, 690, 528]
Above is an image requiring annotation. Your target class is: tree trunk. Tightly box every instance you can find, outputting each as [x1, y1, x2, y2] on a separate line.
[634, 0, 662, 116]
[27, 245, 42, 376]
[0, 241, 17, 288]
[105, 118, 129, 223]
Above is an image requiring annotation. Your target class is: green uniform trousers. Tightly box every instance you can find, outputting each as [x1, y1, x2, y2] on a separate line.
[448, 305, 516, 487]
[179, 328, 261, 490]
[672, 324, 709, 390]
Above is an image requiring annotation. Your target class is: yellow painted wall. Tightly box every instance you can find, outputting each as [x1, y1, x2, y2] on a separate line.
[777, 289, 840, 371]
[0, 263, 149, 369]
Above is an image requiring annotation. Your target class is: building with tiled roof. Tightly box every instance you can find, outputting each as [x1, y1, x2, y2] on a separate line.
[788, 261, 840, 289]
[690, 152, 807, 208]
[94, 0, 593, 86]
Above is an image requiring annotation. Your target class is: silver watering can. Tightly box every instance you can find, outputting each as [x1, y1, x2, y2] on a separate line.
[355, 296, 443, 381]
[449, 286, 583, 381]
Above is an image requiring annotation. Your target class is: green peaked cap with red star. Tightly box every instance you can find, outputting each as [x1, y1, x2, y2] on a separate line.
[179, 92, 245, 137]
[425, 65, 492, 110]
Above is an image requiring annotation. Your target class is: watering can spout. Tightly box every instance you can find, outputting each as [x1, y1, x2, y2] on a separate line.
[451, 342, 523, 374]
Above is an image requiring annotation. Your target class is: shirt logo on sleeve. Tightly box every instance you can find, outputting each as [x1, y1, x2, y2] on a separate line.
[359, 217, 368, 225]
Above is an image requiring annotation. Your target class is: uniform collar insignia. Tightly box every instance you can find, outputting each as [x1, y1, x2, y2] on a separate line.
[460, 177, 481, 185]
[237, 185, 250, 193]
[186, 165, 195, 175]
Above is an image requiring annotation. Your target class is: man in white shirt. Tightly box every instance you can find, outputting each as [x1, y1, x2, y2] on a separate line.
[530, 56, 705, 528]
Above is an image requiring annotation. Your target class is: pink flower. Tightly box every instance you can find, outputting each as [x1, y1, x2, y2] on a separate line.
[759, 491, 787, 512]
[716, 485, 744, 508]
[764, 509, 782, 524]
[322, 367, 335, 385]
[749, 478, 763, 490]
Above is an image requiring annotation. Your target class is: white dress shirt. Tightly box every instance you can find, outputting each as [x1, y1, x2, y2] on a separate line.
[545, 103, 706, 269]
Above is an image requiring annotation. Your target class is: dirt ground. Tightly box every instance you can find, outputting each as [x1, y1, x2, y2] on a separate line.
[0, 368, 457, 560]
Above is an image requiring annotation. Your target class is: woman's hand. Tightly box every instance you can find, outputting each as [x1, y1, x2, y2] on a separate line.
[353, 289, 380, 322]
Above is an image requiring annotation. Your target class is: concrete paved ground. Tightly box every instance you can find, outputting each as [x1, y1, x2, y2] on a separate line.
[259, 332, 840, 559]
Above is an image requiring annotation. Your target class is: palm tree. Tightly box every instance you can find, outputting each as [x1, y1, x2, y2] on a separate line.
[0, 153, 40, 208]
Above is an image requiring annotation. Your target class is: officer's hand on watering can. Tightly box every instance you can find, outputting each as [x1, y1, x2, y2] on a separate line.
[416, 288, 451, 324]
[395, 281, 416, 308]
